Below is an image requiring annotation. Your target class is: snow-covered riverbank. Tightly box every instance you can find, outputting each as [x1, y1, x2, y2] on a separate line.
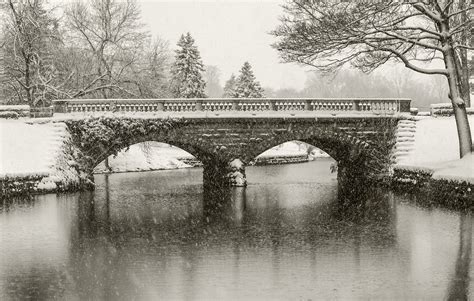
[396, 115, 474, 184]
[94, 143, 193, 173]
[0, 120, 67, 178]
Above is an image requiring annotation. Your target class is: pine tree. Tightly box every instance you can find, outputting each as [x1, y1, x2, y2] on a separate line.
[234, 62, 264, 98]
[222, 74, 237, 98]
[170, 33, 206, 98]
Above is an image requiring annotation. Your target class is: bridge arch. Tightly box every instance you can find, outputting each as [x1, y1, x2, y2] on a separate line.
[245, 128, 389, 177]
[92, 139, 208, 171]
[93, 142, 199, 173]
[66, 117, 225, 175]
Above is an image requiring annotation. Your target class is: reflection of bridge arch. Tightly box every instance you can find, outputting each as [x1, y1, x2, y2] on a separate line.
[65, 116, 399, 188]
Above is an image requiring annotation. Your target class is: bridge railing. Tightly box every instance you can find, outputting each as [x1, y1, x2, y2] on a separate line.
[52, 98, 411, 114]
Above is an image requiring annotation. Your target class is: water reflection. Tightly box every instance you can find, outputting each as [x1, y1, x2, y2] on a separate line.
[446, 212, 472, 300]
[4, 267, 68, 300]
[1, 160, 473, 300]
[202, 185, 247, 225]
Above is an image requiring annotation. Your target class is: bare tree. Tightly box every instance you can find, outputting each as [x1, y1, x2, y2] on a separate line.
[205, 65, 223, 98]
[431, 73, 451, 103]
[273, 0, 473, 157]
[2, 0, 61, 106]
[123, 38, 171, 98]
[64, 0, 150, 99]
[384, 65, 413, 97]
[0, 7, 7, 103]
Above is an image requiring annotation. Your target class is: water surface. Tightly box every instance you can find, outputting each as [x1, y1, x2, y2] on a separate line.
[0, 159, 472, 300]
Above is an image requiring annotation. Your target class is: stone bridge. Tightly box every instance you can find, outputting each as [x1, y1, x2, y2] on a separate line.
[55, 97, 411, 189]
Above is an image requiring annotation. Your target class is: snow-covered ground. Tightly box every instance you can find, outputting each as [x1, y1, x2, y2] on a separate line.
[431, 153, 474, 184]
[257, 142, 308, 158]
[397, 115, 474, 183]
[0, 120, 67, 178]
[94, 143, 192, 173]
[398, 116, 474, 166]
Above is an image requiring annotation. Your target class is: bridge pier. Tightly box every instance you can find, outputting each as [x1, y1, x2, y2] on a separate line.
[202, 158, 247, 189]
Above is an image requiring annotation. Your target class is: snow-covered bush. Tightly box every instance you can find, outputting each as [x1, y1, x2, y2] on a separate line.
[430, 103, 474, 117]
[0, 111, 19, 119]
[392, 167, 433, 192]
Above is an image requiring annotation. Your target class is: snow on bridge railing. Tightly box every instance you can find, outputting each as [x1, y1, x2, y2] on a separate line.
[52, 98, 411, 114]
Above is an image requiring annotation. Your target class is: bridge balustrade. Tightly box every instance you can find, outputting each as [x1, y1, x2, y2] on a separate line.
[53, 98, 411, 114]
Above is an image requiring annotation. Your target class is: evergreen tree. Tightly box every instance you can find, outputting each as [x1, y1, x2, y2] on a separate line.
[170, 32, 206, 98]
[234, 62, 264, 98]
[222, 74, 237, 98]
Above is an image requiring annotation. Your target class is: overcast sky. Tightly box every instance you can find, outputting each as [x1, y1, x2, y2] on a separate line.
[138, 0, 309, 90]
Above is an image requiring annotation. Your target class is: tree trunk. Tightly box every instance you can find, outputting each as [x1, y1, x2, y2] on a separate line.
[457, 0, 471, 108]
[25, 57, 32, 106]
[445, 48, 473, 157]
[459, 49, 471, 108]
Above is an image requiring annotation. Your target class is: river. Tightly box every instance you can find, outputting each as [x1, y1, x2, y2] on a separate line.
[0, 159, 472, 300]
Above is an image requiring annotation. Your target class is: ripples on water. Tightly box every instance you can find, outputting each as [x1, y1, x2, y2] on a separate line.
[0, 159, 472, 300]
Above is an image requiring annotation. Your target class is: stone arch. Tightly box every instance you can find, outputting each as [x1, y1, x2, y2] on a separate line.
[93, 140, 202, 172]
[65, 117, 225, 177]
[247, 129, 374, 162]
[245, 127, 392, 181]
[92, 138, 208, 170]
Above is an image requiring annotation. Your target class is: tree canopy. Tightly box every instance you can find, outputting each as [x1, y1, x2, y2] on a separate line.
[273, 0, 473, 157]
[1, 0, 172, 104]
[2, 0, 61, 106]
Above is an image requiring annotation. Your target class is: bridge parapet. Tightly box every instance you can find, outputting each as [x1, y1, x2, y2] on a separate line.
[53, 98, 410, 114]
